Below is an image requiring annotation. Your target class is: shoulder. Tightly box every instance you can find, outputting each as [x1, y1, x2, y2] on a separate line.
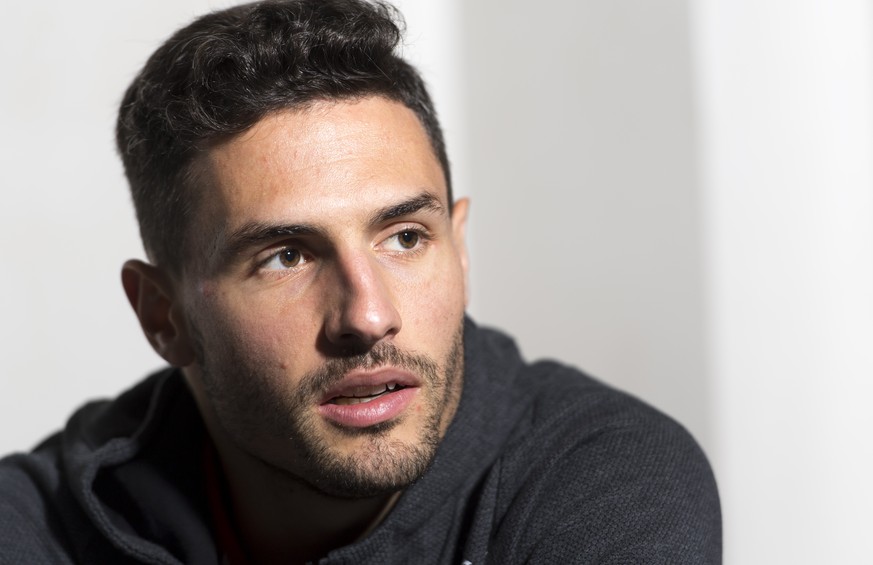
[0, 370, 178, 565]
[489, 360, 722, 564]
[0, 445, 78, 564]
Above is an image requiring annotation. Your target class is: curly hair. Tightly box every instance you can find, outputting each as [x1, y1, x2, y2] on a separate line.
[116, 0, 450, 273]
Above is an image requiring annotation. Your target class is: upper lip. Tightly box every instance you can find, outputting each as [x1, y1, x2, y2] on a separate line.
[319, 367, 421, 404]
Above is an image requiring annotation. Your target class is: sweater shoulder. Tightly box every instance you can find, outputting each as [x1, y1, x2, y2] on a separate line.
[0, 446, 79, 564]
[489, 360, 722, 563]
[0, 370, 179, 565]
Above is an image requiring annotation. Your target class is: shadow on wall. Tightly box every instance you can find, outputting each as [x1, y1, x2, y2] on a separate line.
[460, 0, 709, 447]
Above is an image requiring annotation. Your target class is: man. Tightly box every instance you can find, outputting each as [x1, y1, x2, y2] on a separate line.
[0, 1, 721, 563]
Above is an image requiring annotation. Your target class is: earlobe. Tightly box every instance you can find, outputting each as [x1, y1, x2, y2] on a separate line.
[121, 260, 196, 367]
[451, 198, 471, 306]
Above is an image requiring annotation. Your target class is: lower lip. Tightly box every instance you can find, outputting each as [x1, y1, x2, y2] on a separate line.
[318, 387, 419, 428]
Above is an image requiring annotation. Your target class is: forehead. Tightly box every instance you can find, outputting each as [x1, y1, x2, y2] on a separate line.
[195, 96, 447, 232]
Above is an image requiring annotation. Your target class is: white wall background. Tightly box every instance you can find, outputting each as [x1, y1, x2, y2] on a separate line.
[2, 1, 872, 562]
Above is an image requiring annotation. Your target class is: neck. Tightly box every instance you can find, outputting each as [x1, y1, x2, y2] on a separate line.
[208, 437, 399, 564]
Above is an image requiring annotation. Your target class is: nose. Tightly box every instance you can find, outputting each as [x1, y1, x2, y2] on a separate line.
[323, 253, 401, 349]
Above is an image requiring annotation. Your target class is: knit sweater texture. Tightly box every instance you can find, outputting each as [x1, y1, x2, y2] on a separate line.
[0, 321, 721, 564]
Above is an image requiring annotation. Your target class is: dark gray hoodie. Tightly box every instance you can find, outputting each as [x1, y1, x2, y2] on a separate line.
[0, 321, 721, 564]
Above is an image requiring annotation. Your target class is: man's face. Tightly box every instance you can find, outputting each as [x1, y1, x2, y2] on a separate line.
[175, 96, 469, 498]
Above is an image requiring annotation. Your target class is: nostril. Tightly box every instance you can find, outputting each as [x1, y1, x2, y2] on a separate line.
[326, 301, 401, 345]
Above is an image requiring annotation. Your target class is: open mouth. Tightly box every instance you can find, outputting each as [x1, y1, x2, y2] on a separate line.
[329, 383, 409, 405]
[318, 369, 420, 428]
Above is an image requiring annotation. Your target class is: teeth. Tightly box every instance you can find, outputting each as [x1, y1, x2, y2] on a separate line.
[344, 385, 384, 398]
[333, 395, 379, 406]
[330, 383, 403, 405]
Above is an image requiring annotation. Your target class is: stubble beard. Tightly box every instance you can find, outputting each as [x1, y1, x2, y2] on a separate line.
[191, 322, 465, 499]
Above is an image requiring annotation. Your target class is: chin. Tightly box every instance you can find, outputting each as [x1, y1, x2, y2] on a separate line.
[304, 432, 440, 499]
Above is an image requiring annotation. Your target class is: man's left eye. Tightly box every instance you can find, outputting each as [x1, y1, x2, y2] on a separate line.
[261, 247, 308, 271]
[384, 229, 424, 252]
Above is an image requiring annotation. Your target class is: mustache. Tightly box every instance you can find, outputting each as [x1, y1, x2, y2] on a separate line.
[299, 342, 441, 398]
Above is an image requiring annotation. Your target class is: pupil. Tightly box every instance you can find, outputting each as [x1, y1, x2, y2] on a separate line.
[280, 249, 300, 267]
[399, 231, 418, 248]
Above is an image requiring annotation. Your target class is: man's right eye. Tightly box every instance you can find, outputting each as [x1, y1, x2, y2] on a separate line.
[263, 248, 307, 270]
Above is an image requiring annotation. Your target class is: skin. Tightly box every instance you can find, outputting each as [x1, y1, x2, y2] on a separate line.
[121, 96, 470, 563]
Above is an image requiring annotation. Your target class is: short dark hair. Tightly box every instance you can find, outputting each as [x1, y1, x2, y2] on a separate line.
[116, 0, 451, 273]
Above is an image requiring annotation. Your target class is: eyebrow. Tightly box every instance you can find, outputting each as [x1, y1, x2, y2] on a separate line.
[368, 192, 445, 226]
[220, 191, 445, 260]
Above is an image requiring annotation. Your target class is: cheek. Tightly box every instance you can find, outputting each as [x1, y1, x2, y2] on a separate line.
[192, 266, 334, 369]
[193, 292, 305, 370]
[396, 256, 466, 333]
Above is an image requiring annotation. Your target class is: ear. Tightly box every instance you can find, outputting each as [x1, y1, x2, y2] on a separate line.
[451, 198, 471, 306]
[121, 259, 196, 367]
